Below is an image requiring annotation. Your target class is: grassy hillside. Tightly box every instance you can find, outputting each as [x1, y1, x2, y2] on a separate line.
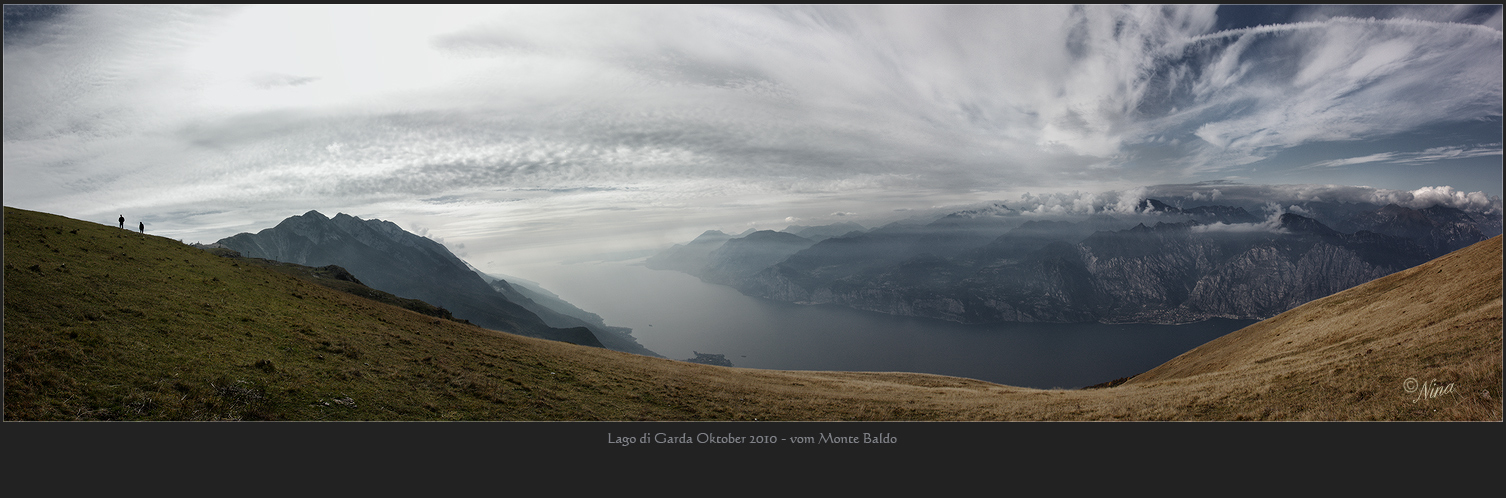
[200, 248, 474, 325]
[5, 206, 1500, 420]
[1122, 231, 1504, 420]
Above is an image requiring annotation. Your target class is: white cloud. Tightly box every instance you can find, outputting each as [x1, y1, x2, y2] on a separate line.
[3, 5, 1500, 266]
[1302, 152, 1400, 169]
[1380, 186, 1503, 213]
[1014, 189, 1149, 217]
[1190, 221, 1286, 234]
[1164, 16, 1502, 174]
[1191, 202, 1299, 234]
[1145, 183, 1504, 215]
[1302, 144, 1501, 170]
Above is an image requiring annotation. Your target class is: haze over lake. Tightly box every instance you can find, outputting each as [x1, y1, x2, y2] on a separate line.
[514, 259, 1257, 389]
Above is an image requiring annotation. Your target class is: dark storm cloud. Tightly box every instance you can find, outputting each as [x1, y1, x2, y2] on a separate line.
[3, 5, 72, 47]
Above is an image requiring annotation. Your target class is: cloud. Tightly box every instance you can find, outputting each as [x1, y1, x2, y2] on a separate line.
[1144, 183, 1504, 214]
[2, 6, 1500, 266]
[1302, 152, 1401, 169]
[1189, 221, 1286, 234]
[1014, 190, 1145, 217]
[249, 72, 319, 89]
[1301, 144, 1501, 169]
[1156, 16, 1502, 173]
[1407, 144, 1503, 163]
[1189, 202, 1315, 235]
[1378, 185, 1503, 213]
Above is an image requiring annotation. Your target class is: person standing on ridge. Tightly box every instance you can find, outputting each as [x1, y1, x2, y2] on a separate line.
[119, 215, 125, 229]
[139, 221, 144, 234]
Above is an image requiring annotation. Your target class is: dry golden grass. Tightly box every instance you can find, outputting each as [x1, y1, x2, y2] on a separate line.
[6, 206, 1499, 421]
[1115, 234, 1503, 420]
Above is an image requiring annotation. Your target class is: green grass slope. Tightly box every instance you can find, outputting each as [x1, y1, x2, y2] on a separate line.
[204, 249, 474, 325]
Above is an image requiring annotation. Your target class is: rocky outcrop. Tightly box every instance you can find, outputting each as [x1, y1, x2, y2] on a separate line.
[684, 351, 733, 367]
[733, 214, 1455, 324]
[1336, 204, 1498, 256]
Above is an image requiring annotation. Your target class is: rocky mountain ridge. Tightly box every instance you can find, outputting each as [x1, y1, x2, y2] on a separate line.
[651, 199, 1501, 325]
[216, 210, 655, 355]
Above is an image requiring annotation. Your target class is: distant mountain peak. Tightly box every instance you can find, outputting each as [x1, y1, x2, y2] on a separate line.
[739, 230, 813, 244]
[1277, 213, 1338, 236]
[1139, 198, 1179, 213]
[691, 230, 731, 243]
[945, 202, 1015, 218]
[781, 222, 868, 243]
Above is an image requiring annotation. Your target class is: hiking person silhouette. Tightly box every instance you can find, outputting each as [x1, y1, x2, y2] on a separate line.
[119, 215, 124, 229]
[139, 221, 144, 234]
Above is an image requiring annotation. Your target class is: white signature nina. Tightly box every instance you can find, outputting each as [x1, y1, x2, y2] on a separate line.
[1403, 377, 1457, 403]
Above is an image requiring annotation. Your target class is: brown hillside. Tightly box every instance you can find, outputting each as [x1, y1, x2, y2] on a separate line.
[1121, 235, 1502, 420]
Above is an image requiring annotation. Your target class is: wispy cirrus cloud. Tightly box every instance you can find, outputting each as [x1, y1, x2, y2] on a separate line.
[1301, 144, 1502, 169]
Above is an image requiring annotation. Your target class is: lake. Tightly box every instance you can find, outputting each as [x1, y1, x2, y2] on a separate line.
[510, 259, 1257, 389]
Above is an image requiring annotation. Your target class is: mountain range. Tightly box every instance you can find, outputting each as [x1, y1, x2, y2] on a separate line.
[6, 205, 1496, 420]
[652, 199, 1502, 324]
[213, 210, 658, 356]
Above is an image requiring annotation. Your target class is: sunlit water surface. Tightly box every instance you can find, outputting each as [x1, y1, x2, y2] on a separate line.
[511, 260, 1256, 389]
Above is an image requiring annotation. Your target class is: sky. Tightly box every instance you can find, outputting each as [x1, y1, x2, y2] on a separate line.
[4, 5, 1503, 271]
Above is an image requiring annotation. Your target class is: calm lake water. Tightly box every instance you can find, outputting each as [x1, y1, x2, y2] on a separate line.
[511, 260, 1257, 389]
